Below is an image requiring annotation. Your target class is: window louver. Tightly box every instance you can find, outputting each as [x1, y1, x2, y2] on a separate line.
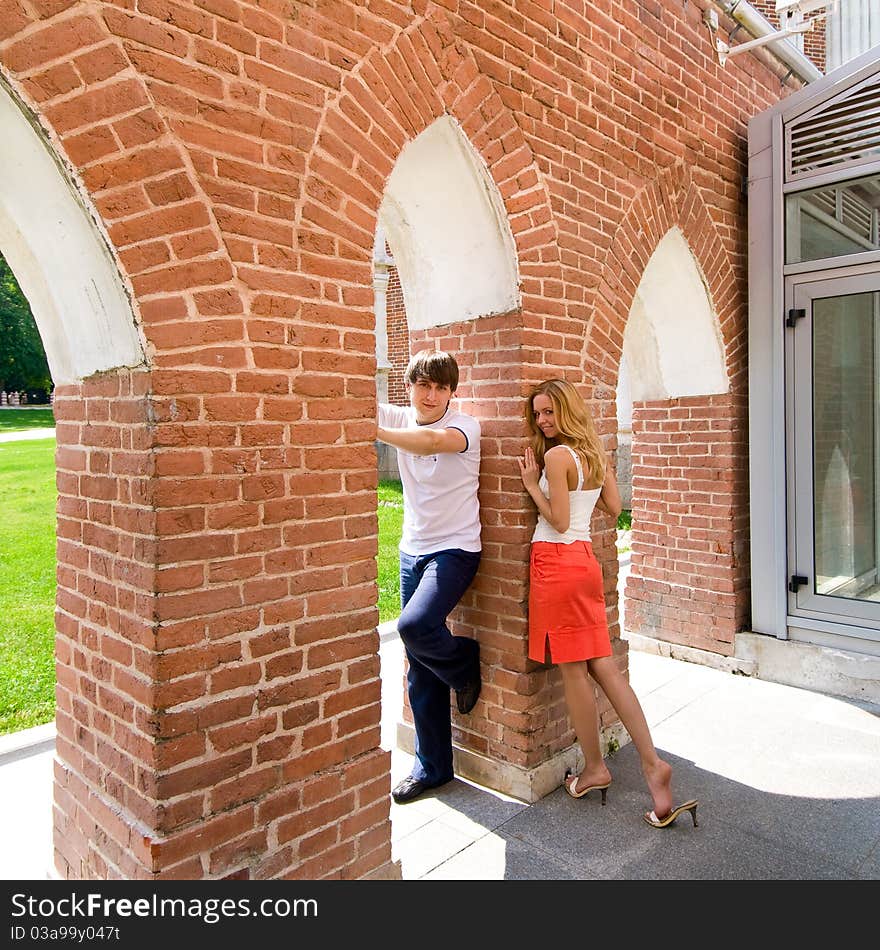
[840, 190, 873, 240]
[787, 75, 880, 180]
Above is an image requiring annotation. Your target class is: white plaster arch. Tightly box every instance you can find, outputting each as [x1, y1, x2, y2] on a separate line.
[378, 115, 520, 331]
[0, 79, 145, 385]
[622, 227, 727, 401]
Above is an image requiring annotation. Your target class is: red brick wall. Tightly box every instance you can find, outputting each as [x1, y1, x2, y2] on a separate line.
[385, 264, 410, 406]
[51, 365, 391, 880]
[586, 155, 755, 655]
[625, 395, 751, 657]
[1, 0, 805, 878]
[398, 324, 622, 763]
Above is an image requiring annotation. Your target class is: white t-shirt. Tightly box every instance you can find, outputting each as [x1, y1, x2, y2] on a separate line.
[379, 403, 481, 555]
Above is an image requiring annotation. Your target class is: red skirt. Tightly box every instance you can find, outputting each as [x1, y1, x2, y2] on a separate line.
[528, 540, 612, 663]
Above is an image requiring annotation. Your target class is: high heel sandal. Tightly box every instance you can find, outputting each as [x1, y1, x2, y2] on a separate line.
[564, 769, 611, 805]
[643, 799, 699, 829]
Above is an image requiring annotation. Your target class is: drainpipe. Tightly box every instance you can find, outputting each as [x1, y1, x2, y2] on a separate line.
[716, 1, 824, 83]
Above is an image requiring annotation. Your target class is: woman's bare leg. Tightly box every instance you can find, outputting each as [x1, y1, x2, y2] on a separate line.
[558, 661, 612, 790]
[588, 655, 673, 818]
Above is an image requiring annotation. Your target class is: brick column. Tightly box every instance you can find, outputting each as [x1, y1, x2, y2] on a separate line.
[52, 366, 395, 880]
[54, 370, 163, 879]
[392, 318, 627, 802]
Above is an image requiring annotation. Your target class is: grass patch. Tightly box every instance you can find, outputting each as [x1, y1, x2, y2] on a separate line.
[616, 509, 632, 554]
[377, 479, 404, 622]
[0, 437, 57, 734]
[0, 408, 55, 433]
[0, 459, 403, 736]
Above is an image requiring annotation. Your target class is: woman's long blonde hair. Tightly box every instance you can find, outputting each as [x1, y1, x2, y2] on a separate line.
[524, 379, 606, 487]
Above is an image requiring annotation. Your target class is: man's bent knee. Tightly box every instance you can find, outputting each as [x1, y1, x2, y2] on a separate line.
[396, 611, 432, 646]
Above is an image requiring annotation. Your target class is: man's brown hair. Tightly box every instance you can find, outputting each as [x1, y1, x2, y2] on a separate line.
[404, 349, 459, 392]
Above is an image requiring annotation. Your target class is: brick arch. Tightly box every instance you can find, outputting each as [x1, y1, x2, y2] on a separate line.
[588, 162, 742, 392]
[592, 162, 750, 659]
[296, 8, 562, 300]
[2, 8, 400, 882]
[0, 10, 248, 367]
[291, 10, 571, 804]
[0, 0, 803, 882]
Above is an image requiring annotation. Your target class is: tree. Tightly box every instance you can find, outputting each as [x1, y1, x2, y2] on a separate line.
[0, 253, 52, 400]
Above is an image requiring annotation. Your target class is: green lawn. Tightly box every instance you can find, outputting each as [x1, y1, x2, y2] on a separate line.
[0, 407, 55, 433]
[0, 460, 404, 736]
[377, 479, 404, 622]
[0, 438, 57, 734]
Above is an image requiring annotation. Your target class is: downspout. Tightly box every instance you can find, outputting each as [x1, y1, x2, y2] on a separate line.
[716, 1, 824, 83]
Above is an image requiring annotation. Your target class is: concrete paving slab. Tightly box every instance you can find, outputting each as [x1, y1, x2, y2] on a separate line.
[499, 748, 852, 880]
[392, 775, 525, 828]
[650, 677, 880, 797]
[389, 800, 436, 843]
[858, 840, 880, 879]
[0, 744, 53, 880]
[392, 816, 479, 880]
[423, 829, 583, 880]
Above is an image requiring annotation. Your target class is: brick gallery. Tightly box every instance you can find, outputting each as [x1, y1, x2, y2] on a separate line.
[1, 0, 878, 878]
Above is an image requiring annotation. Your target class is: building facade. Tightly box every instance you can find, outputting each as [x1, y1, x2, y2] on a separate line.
[0, 0, 847, 880]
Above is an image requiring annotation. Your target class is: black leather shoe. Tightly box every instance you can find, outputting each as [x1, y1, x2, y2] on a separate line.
[392, 775, 448, 804]
[455, 641, 482, 714]
[455, 671, 481, 714]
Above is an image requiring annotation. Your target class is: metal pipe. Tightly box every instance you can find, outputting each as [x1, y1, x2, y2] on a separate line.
[716, 0, 824, 82]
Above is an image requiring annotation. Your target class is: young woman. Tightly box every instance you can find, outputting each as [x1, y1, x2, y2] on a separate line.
[518, 378, 697, 829]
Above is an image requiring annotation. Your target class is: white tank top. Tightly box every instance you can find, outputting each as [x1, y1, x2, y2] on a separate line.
[531, 445, 602, 544]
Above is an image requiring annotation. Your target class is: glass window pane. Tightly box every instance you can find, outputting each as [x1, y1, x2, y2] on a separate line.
[812, 291, 879, 602]
[786, 173, 880, 264]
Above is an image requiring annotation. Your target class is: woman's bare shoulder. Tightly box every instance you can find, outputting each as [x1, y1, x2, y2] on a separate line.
[544, 444, 571, 458]
[544, 444, 575, 466]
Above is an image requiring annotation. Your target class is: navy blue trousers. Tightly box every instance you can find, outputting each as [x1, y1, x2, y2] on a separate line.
[398, 548, 481, 785]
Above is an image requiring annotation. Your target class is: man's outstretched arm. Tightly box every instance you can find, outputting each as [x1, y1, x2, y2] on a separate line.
[376, 424, 467, 456]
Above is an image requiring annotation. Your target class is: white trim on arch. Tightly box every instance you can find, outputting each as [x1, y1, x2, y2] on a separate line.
[0, 79, 145, 385]
[378, 115, 520, 332]
[622, 226, 728, 402]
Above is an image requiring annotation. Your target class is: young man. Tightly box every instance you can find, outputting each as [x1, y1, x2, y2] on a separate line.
[377, 349, 482, 804]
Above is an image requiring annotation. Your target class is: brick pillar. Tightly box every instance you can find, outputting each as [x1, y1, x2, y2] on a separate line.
[392, 322, 626, 802]
[52, 367, 394, 880]
[53, 369, 163, 879]
[387, 265, 410, 407]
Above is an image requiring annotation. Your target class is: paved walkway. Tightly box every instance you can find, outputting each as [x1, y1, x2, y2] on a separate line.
[382, 629, 880, 880]
[0, 427, 55, 442]
[4, 633, 878, 881]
